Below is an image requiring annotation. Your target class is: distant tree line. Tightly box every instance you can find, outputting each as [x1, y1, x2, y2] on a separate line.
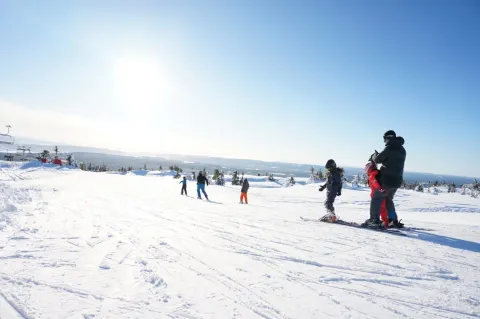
[79, 162, 108, 172]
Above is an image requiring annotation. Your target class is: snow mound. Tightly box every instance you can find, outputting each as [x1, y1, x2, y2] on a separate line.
[19, 161, 78, 171]
[0, 160, 79, 172]
[0, 182, 42, 231]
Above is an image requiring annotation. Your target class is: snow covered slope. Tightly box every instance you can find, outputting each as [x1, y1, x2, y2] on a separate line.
[0, 161, 479, 319]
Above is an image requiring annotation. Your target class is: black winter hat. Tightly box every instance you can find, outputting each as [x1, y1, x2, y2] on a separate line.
[325, 159, 336, 170]
[383, 130, 396, 139]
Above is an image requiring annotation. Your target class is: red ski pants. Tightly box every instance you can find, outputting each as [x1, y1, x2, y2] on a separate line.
[240, 192, 248, 204]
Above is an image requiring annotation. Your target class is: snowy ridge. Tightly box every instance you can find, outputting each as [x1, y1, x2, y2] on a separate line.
[0, 161, 479, 318]
[109, 170, 315, 188]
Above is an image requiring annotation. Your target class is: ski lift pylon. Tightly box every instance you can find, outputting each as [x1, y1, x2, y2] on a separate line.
[0, 125, 15, 145]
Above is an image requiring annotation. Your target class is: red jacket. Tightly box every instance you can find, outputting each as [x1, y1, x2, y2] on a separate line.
[368, 169, 389, 224]
[40, 158, 47, 163]
[368, 170, 383, 192]
[53, 158, 62, 166]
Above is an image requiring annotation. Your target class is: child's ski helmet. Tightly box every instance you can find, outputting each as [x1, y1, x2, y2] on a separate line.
[325, 159, 336, 170]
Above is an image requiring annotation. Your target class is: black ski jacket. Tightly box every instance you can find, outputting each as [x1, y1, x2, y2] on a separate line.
[241, 181, 250, 193]
[325, 168, 343, 194]
[373, 136, 406, 188]
[197, 175, 209, 185]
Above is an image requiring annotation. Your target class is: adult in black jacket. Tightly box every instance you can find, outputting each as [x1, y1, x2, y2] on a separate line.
[364, 130, 406, 228]
[196, 172, 209, 200]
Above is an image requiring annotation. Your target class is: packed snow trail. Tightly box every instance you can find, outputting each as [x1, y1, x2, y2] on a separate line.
[0, 163, 479, 318]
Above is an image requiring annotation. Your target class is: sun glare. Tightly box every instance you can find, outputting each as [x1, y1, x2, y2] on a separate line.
[113, 56, 168, 108]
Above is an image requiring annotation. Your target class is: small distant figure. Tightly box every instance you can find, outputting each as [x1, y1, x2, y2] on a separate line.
[179, 176, 187, 196]
[40, 150, 50, 163]
[240, 179, 249, 204]
[289, 176, 295, 185]
[197, 171, 209, 200]
[318, 159, 343, 222]
[52, 156, 62, 166]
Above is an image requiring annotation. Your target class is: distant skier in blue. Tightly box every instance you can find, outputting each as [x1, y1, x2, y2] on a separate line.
[179, 176, 187, 195]
[197, 171, 209, 200]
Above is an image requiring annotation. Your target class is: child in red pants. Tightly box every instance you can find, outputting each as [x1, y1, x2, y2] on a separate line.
[364, 162, 389, 227]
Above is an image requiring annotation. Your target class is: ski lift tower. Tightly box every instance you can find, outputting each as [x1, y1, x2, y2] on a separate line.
[0, 125, 15, 146]
[16, 145, 32, 161]
[1, 125, 15, 161]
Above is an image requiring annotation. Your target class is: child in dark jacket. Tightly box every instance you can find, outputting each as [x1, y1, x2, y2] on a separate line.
[179, 176, 187, 195]
[240, 179, 249, 204]
[319, 159, 343, 222]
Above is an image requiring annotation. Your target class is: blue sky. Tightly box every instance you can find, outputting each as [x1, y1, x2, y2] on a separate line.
[0, 0, 478, 176]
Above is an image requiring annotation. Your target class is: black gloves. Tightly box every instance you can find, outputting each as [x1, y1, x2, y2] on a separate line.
[337, 191, 341, 196]
[319, 185, 326, 192]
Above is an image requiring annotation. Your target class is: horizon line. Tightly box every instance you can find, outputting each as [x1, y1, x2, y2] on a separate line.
[10, 136, 479, 180]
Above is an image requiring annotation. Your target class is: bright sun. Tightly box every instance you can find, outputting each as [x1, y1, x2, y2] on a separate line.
[113, 56, 168, 108]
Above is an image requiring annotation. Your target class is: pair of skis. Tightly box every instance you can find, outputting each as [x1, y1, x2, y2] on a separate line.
[300, 216, 431, 237]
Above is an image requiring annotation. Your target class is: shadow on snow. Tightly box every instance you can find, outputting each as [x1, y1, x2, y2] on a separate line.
[409, 230, 480, 253]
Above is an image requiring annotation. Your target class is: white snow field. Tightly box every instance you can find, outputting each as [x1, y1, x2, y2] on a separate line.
[0, 162, 479, 319]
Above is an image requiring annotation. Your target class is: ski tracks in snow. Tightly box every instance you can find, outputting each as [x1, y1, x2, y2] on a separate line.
[0, 166, 479, 318]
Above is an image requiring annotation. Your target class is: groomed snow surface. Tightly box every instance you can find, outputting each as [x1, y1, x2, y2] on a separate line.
[0, 161, 479, 319]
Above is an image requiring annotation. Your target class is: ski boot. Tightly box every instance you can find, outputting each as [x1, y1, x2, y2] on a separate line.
[390, 219, 404, 228]
[361, 218, 383, 229]
[320, 212, 337, 223]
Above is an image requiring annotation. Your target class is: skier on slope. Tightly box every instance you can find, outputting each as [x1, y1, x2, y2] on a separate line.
[363, 130, 405, 228]
[364, 161, 391, 227]
[197, 171, 209, 200]
[240, 178, 249, 204]
[319, 159, 344, 222]
[52, 156, 63, 166]
[179, 176, 188, 196]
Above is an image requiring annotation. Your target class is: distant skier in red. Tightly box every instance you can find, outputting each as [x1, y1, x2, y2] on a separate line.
[52, 156, 62, 166]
